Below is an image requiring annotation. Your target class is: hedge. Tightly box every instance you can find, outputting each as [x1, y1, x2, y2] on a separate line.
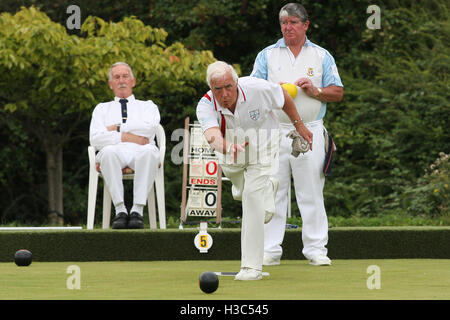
[0, 227, 449, 262]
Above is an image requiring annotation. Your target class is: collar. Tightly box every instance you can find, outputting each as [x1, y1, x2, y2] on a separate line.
[114, 94, 135, 102]
[236, 82, 247, 104]
[275, 36, 311, 48]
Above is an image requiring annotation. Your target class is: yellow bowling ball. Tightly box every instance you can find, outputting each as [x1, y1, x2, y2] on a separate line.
[281, 83, 298, 99]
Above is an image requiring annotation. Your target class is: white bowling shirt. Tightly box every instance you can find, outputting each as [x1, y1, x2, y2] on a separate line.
[196, 76, 284, 164]
[89, 94, 160, 151]
[251, 37, 343, 124]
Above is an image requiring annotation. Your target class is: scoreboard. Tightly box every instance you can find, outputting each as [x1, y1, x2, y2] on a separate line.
[180, 118, 225, 225]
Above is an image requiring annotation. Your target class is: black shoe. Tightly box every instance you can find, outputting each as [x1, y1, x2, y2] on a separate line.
[112, 212, 128, 229]
[128, 212, 144, 229]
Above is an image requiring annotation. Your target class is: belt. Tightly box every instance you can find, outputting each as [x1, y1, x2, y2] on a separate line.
[280, 119, 323, 130]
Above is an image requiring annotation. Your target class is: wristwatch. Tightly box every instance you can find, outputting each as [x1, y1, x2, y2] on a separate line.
[317, 87, 323, 98]
[293, 118, 303, 126]
[117, 124, 121, 132]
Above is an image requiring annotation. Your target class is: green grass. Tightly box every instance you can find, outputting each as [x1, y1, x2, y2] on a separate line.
[0, 259, 449, 300]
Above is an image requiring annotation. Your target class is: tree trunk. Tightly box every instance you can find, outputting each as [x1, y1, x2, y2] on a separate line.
[44, 141, 64, 226]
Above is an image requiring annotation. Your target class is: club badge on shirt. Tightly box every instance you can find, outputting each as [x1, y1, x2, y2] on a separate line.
[248, 109, 260, 121]
[307, 67, 314, 77]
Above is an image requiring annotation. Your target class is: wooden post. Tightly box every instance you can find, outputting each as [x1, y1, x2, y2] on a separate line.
[180, 117, 190, 223]
[216, 165, 223, 224]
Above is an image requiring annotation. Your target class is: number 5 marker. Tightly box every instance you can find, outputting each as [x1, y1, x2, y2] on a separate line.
[194, 221, 213, 253]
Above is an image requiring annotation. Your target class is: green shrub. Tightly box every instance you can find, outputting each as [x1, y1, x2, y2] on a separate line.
[401, 152, 449, 217]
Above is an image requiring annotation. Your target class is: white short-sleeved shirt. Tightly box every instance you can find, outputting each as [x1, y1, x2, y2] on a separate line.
[196, 76, 284, 164]
[251, 37, 343, 124]
[89, 94, 160, 151]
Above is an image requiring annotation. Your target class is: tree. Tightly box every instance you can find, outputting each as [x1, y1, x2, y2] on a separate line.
[324, 1, 450, 217]
[0, 7, 214, 225]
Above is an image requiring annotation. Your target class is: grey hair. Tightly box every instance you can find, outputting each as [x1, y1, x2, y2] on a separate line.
[108, 62, 135, 80]
[206, 61, 238, 88]
[279, 3, 309, 23]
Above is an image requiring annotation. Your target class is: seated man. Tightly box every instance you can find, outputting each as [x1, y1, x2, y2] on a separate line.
[89, 62, 160, 229]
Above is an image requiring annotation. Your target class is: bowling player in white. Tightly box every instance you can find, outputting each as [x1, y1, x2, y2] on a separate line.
[251, 3, 344, 265]
[197, 61, 312, 280]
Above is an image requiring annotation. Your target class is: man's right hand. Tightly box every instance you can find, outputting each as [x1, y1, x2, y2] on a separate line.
[227, 141, 249, 163]
[121, 132, 149, 145]
[294, 123, 313, 150]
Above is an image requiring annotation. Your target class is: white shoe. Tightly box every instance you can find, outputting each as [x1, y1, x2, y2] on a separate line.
[234, 268, 263, 281]
[264, 177, 279, 224]
[263, 255, 280, 266]
[309, 255, 331, 266]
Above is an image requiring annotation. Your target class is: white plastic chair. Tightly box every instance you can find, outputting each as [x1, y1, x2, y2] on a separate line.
[87, 124, 166, 229]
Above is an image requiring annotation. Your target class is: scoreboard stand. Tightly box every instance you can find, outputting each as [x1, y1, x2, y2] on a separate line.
[180, 117, 228, 229]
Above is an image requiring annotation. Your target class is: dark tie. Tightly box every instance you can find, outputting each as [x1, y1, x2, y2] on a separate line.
[119, 98, 128, 123]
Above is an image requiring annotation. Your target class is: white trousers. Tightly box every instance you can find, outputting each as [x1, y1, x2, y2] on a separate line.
[221, 162, 275, 271]
[96, 143, 159, 207]
[264, 120, 329, 260]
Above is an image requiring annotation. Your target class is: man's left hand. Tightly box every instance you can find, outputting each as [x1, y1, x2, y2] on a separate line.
[107, 124, 119, 131]
[294, 77, 320, 98]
